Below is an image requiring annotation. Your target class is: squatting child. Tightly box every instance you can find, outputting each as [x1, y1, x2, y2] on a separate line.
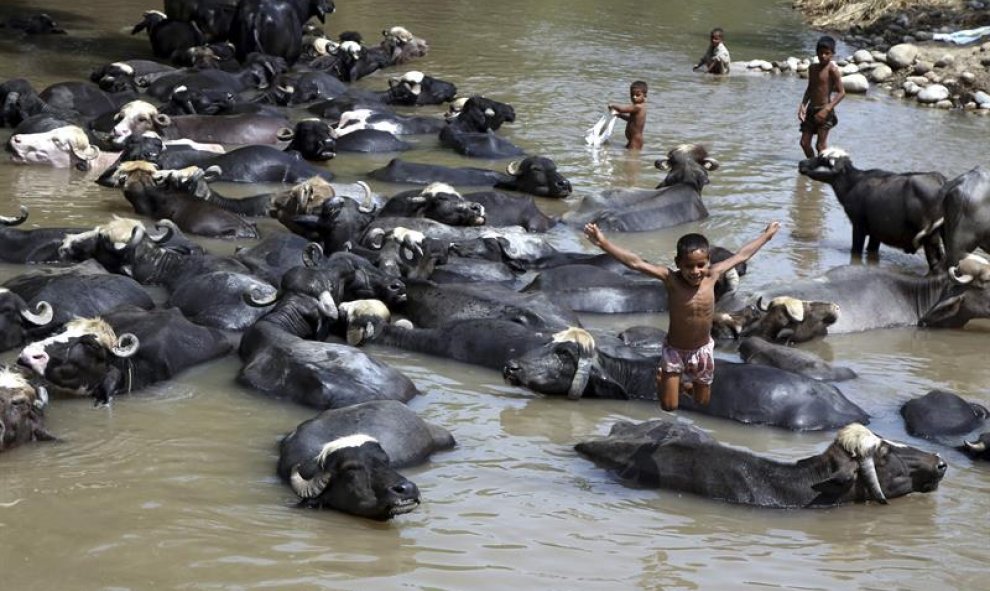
[693, 27, 731, 74]
[799, 35, 846, 157]
[583, 221, 781, 411]
[608, 80, 648, 150]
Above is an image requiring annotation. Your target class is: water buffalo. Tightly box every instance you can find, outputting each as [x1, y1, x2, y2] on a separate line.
[575, 421, 946, 507]
[939, 166, 990, 269]
[277, 400, 454, 519]
[718, 262, 990, 332]
[563, 144, 717, 231]
[7, 124, 104, 170]
[110, 162, 259, 238]
[900, 389, 990, 447]
[132, 10, 203, 60]
[738, 337, 857, 382]
[18, 306, 232, 404]
[439, 96, 523, 158]
[0, 207, 85, 264]
[376, 183, 486, 226]
[3, 263, 155, 337]
[462, 190, 555, 232]
[238, 290, 420, 410]
[367, 156, 572, 198]
[713, 296, 840, 343]
[382, 71, 456, 106]
[798, 148, 947, 269]
[334, 108, 444, 136]
[110, 100, 290, 146]
[230, 0, 334, 64]
[0, 288, 54, 353]
[0, 366, 54, 452]
[502, 327, 868, 430]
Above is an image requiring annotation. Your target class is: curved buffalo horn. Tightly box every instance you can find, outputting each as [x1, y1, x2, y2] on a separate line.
[289, 461, 332, 499]
[912, 217, 944, 250]
[202, 165, 223, 182]
[365, 228, 386, 249]
[964, 439, 987, 453]
[357, 181, 375, 212]
[484, 107, 495, 117]
[302, 242, 324, 267]
[20, 301, 53, 326]
[949, 265, 973, 284]
[505, 160, 522, 176]
[0, 205, 29, 226]
[153, 113, 171, 128]
[567, 353, 596, 401]
[120, 225, 146, 251]
[723, 268, 740, 293]
[402, 234, 424, 257]
[756, 296, 770, 312]
[701, 157, 720, 171]
[33, 385, 49, 410]
[858, 455, 888, 504]
[317, 290, 338, 320]
[654, 158, 671, 171]
[276, 127, 294, 141]
[111, 333, 140, 358]
[243, 286, 279, 307]
[147, 219, 175, 242]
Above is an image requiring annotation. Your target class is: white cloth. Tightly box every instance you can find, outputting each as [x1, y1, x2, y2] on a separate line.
[932, 26, 990, 45]
[585, 110, 618, 148]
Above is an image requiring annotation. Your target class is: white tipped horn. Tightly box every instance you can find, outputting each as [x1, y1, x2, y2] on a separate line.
[111, 333, 140, 358]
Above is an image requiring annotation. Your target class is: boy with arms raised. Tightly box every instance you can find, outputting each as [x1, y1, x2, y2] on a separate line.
[583, 221, 780, 411]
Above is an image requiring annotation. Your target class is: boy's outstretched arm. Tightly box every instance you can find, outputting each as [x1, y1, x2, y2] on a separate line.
[584, 223, 670, 281]
[710, 222, 781, 277]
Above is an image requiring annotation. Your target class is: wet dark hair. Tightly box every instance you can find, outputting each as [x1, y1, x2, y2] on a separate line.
[816, 35, 836, 53]
[630, 80, 648, 94]
[710, 28, 724, 37]
[676, 233, 710, 259]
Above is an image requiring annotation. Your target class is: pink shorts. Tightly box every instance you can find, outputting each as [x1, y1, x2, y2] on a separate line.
[659, 338, 715, 385]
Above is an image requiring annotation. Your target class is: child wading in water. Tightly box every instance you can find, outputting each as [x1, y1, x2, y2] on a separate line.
[584, 222, 781, 411]
[608, 80, 648, 150]
[693, 27, 731, 74]
[799, 35, 846, 157]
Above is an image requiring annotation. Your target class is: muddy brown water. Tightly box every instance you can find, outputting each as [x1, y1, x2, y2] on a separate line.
[1, 1, 989, 589]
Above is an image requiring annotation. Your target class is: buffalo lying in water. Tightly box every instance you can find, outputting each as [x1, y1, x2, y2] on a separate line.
[576, 421, 946, 507]
[277, 400, 455, 520]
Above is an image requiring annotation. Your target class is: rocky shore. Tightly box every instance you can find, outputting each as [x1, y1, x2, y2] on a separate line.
[746, 1, 990, 112]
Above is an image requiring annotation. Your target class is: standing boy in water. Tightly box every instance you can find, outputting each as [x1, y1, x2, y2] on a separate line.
[798, 35, 846, 157]
[693, 27, 731, 74]
[583, 221, 781, 411]
[608, 80, 647, 150]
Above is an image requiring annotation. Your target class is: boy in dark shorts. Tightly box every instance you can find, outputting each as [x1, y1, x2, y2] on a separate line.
[583, 221, 781, 411]
[798, 35, 846, 158]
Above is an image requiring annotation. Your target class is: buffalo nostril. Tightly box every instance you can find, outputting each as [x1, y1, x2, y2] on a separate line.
[937, 460, 947, 474]
[391, 481, 418, 497]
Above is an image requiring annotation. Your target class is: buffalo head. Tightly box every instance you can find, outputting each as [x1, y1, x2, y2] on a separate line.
[797, 147, 852, 183]
[286, 433, 420, 520]
[8, 125, 100, 170]
[654, 144, 719, 191]
[921, 255, 990, 328]
[279, 119, 336, 161]
[497, 156, 572, 198]
[503, 327, 607, 400]
[0, 366, 53, 451]
[18, 317, 140, 404]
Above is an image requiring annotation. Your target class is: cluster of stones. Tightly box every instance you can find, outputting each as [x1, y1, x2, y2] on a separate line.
[741, 42, 990, 112]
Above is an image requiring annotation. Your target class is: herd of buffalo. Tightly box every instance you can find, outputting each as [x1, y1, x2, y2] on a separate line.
[3, 0, 990, 519]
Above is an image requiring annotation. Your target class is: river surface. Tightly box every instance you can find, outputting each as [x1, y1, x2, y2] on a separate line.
[1, 1, 989, 590]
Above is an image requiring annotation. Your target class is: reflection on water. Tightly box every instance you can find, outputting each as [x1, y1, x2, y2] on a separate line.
[1, 0, 990, 589]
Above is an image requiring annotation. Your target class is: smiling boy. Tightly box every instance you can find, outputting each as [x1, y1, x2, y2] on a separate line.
[583, 221, 781, 410]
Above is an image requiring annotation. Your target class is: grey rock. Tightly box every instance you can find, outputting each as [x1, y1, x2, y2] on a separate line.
[961, 72, 976, 84]
[907, 75, 931, 87]
[914, 61, 932, 75]
[842, 73, 869, 94]
[917, 84, 950, 103]
[904, 81, 921, 96]
[974, 90, 990, 106]
[870, 64, 894, 82]
[871, 50, 887, 63]
[902, 35, 917, 44]
[935, 99, 953, 109]
[853, 49, 874, 63]
[915, 31, 934, 41]
[887, 43, 918, 69]
[840, 63, 860, 75]
[935, 54, 955, 68]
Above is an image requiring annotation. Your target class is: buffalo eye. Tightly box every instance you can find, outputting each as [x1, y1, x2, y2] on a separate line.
[113, 113, 123, 122]
[10, 395, 28, 407]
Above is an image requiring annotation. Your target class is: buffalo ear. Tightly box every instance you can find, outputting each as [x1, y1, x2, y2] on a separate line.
[811, 466, 855, 496]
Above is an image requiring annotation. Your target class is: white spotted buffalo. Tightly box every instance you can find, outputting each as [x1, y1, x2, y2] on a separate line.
[719, 261, 990, 332]
[502, 328, 868, 430]
[798, 148, 947, 270]
[0, 366, 55, 452]
[17, 307, 232, 405]
[575, 421, 946, 507]
[110, 100, 291, 146]
[277, 400, 455, 519]
[563, 144, 719, 232]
